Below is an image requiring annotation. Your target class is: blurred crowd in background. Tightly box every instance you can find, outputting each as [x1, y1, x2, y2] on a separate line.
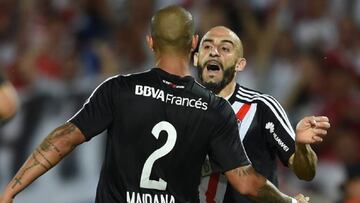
[0, 0, 359, 202]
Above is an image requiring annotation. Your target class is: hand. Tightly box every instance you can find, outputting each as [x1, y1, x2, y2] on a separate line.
[0, 193, 13, 203]
[294, 193, 310, 203]
[295, 116, 330, 144]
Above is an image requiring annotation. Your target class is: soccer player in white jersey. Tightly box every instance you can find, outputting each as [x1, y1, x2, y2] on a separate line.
[194, 26, 330, 203]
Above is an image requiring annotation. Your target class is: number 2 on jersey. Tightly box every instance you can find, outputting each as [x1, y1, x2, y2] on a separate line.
[140, 121, 177, 190]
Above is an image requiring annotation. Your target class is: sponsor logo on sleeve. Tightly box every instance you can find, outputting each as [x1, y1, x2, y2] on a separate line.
[265, 122, 289, 152]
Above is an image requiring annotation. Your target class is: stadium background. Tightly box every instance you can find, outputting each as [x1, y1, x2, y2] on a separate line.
[0, 0, 359, 202]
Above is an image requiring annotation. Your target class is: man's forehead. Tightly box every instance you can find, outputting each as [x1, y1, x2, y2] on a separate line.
[201, 28, 239, 45]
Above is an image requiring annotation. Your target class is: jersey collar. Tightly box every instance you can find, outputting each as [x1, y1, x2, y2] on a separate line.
[227, 83, 240, 104]
[151, 68, 195, 90]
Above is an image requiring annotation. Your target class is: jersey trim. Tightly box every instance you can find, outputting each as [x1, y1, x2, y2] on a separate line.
[236, 87, 295, 140]
[67, 75, 119, 123]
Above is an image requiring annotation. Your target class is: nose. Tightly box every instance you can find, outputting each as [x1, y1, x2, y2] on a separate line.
[209, 47, 220, 57]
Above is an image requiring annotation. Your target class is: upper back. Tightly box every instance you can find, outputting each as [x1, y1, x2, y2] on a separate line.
[71, 68, 243, 202]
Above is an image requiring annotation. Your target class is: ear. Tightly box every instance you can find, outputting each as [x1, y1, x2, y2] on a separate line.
[235, 58, 246, 72]
[146, 35, 154, 51]
[191, 35, 199, 51]
[193, 52, 199, 67]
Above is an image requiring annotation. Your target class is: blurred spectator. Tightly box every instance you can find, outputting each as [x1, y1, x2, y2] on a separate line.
[339, 165, 360, 203]
[0, 73, 18, 125]
[293, 0, 338, 50]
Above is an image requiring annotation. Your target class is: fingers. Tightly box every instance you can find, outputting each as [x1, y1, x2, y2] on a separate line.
[312, 135, 323, 142]
[312, 128, 328, 136]
[311, 126, 327, 142]
[314, 121, 331, 129]
[314, 116, 329, 122]
[301, 115, 330, 129]
[313, 116, 330, 128]
[294, 193, 310, 203]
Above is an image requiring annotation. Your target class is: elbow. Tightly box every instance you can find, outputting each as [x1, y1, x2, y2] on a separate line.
[291, 151, 318, 181]
[55, 136, 75, 152]
[225, 166, 267, 197]
[232, 181, 259, 196]
[293, 164, 316, 181]
[47, 123, 84, 155]
[296, 170, 316, 181]
[239, 184, 261, 197]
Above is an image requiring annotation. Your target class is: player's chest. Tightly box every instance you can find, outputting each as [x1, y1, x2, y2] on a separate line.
[231, 101, 260, 141]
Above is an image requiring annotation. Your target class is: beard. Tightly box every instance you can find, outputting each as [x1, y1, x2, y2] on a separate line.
[197, 64, 236, 94]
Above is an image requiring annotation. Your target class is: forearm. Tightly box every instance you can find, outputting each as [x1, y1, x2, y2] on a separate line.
[248, 179, 293, 203]
[225, 166, 293, 203]
[3, 123, 84, 198]
[290, 143, 318, 181]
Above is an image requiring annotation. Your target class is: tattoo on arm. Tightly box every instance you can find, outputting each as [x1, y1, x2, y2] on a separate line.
[40, 123, 76, 156]
[35, 149, 53, 168]
[233, 167, 258, 177]
[10, 123, 78, 191]
[234, 167, 249, 176]
[229, 167, 291, 203]
[11, 152, 48, 189]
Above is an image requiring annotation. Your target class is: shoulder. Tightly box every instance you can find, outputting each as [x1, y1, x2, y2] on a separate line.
[196, 81, 229, 107]
[190, 81, 233, 115]
[234, 85, 283, 111]
[121, 69, 153, 80]
[101, 69, 154, 88]
[236, 85, 295, 136]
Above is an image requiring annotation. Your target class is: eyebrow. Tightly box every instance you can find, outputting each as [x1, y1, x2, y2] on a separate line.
[202, 39, 235, 46]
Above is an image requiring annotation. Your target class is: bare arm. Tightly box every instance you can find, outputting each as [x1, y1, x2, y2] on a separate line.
[289, 143, 317, 181]
[225, 165, 295, 203]
[289, 116, 330, 181]
[1, 122, 85, 201]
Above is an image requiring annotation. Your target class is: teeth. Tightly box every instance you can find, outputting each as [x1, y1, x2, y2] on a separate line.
[208, 62, 219, 65]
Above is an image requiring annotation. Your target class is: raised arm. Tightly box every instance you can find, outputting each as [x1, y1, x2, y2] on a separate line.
[0, 122, 85, 203]
[225, 165, 308, 203]
[289, 116, 330, 181]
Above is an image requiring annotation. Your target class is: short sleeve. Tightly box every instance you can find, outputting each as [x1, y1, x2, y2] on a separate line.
[69, 78, 115, 141]
[261, 98, 296, 166]
[208, 99, 250, 172]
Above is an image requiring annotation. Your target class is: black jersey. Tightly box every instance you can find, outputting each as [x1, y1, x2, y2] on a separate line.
[69, 68, 250, 203]
[200, 83, 296, 203]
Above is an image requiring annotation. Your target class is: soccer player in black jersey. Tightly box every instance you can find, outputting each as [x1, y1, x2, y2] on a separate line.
[1, 6, 308, 203]
[0, 72, 18, 125]
[195, 26, 331, 203]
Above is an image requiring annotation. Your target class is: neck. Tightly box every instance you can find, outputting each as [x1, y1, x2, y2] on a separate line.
[155, 53, 190, 77]
[218, 79, 236, 99]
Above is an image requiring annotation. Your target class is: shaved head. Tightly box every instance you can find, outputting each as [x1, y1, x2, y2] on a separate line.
[195, 26, 247, 95]
[201, 26, 243, 57]
[151, 5, 195, 54]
